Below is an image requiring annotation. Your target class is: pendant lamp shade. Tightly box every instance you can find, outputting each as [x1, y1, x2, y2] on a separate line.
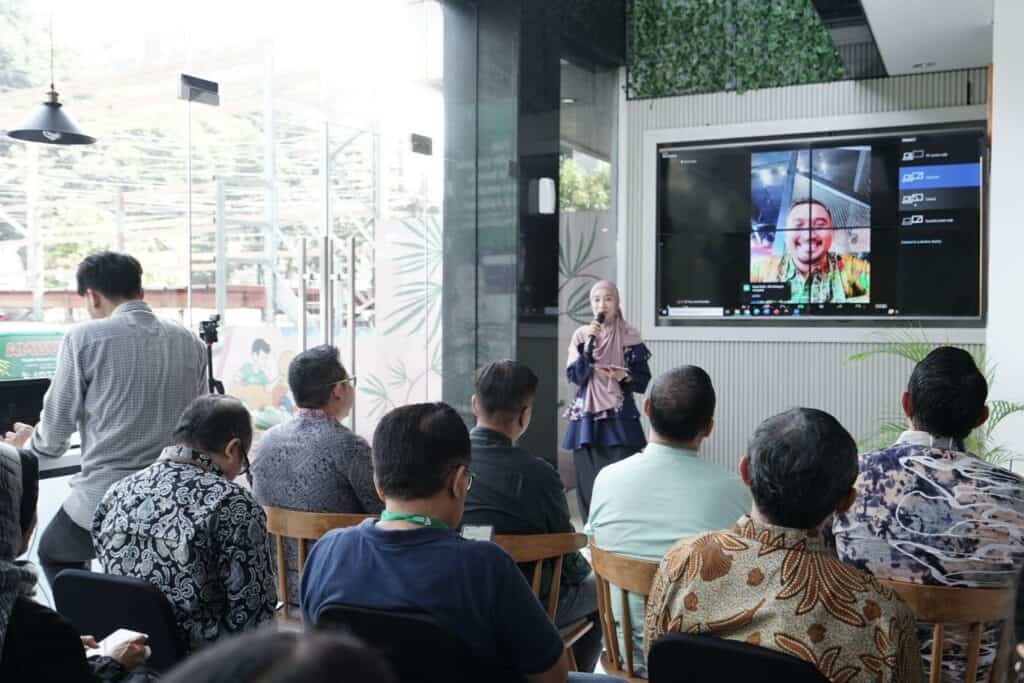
[8, 90, 95, 145]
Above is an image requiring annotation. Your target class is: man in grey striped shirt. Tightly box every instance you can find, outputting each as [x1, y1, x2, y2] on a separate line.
[5, 252, 207, 586]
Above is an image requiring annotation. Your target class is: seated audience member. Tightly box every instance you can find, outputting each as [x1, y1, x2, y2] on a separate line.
[587, 365, 750, 676]
[161, 630, 396, 683]
[0, 443, 149, 682]
[463, 360, 602, 672]
[833, 346, 1024, 682]
[645, 408, 923, 683]
[251, 344, 381, 607]
[301, 402, 624, 683]
[93, 395, 277, 652]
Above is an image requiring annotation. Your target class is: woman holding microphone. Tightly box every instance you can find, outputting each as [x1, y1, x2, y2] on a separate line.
[563, 280, 651, 523]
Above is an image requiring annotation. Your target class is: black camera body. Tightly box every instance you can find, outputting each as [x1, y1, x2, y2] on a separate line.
[199, 315, 220, 345]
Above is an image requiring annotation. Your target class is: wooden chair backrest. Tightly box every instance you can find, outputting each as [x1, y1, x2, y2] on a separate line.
[492, 532, 587, 620]
[590, 544, 660, 677]
[263, 507, 376, 622]
[879, 579, 1015, 683]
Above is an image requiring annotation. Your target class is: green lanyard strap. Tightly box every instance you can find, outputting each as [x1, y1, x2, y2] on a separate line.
[379, 510, 449, 529]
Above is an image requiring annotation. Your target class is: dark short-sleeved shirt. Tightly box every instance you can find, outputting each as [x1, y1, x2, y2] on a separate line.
[300, 519, 565, 676]
[463, 426, 590, 594]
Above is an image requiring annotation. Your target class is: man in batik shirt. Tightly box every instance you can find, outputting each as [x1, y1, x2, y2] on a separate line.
[834, 346, 1024, 682]
[646, 408, 922, 683]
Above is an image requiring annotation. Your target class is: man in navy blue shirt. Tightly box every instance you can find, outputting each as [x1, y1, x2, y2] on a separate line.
[301, 402, 622, 682]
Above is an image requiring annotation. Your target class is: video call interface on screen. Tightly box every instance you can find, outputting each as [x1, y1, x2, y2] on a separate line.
[655, 128, 984, 323]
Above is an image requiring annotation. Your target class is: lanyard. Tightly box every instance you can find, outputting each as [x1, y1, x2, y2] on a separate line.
[379, 510, 449, 529]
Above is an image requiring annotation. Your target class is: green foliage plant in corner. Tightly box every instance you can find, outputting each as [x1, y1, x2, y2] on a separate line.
[848, 330, 1024, 468]
[626, 0, 845, 99]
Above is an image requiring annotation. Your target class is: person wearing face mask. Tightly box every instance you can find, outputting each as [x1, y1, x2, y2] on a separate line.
[563, 281, 652, 524]
[0, 443, 152, 682]
[250, 345, 382, 612]
[92, 395, 277, 653]
[750, 199, 869, 304]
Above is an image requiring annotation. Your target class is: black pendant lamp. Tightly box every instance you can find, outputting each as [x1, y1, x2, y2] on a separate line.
[7, 17, 95, 145]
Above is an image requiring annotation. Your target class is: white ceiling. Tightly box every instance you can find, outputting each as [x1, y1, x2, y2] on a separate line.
[860, 0, 993, 75]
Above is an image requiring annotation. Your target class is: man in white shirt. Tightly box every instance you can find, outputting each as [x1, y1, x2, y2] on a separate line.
[5, 252, 206, 585]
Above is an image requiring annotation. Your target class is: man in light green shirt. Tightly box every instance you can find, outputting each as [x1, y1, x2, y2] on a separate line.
[586, 366, 751, 677]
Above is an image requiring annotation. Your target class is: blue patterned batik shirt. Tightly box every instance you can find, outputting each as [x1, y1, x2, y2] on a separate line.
[833, 431, 1024, 682]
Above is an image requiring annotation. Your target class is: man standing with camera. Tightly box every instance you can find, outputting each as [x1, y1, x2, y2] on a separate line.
[5, 252, 207, 586]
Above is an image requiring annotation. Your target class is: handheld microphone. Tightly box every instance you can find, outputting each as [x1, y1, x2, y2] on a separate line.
[586, 312, 605, 358]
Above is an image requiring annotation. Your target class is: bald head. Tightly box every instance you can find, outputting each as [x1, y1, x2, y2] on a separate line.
[646, 366, 716, 447]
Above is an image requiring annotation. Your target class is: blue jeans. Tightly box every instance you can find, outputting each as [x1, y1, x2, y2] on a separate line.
[568, 674, 625, 682]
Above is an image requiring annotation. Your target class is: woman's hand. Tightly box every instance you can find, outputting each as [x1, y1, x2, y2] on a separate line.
[610, 369, 629, 383]
[80, 636, 100, 650]
[109, 636, 148, 670]
[588, 320, 603, 338]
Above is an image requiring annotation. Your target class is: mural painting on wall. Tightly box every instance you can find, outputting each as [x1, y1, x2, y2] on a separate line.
[359, 212, 443, 426]
[215, 326, 298, 432]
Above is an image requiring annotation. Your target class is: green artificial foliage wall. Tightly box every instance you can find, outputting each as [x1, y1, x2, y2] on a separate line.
[627, 0, 846, 99]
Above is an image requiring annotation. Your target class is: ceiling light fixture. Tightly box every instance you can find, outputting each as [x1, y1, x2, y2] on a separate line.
[7, 16, 95, 145]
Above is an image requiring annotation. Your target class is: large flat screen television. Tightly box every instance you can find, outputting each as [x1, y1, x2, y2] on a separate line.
[655, 125, 985, 324]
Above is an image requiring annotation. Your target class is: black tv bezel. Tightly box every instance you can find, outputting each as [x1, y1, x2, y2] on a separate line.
[654, 121, 988, 328]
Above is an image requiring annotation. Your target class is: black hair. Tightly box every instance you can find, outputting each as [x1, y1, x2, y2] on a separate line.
[160, 630, 396, 683]
[787, 198, 833, 222]
[252, 339, 271, 355]
[372, 403, 470, 501]
[747, 408, 858, 529]
[647, 366, 716, 443]
[173, 395, 253, 454]
[907, 346, 988, 440]
[289, 345, 348, 409]
[473, 360, 538, 416]
[75, 251, 143, 300]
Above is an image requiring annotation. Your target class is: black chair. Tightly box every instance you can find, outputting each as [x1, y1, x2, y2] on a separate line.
[52, 569, 188, 672]
[648, 632, 830, 683]
[316, 603, 523, 683]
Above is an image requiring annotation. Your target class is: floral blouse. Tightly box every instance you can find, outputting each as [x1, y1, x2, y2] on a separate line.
[645, 515, 923, 683]
[92, 446, 277, 652]
[833, 432, 1024, 682]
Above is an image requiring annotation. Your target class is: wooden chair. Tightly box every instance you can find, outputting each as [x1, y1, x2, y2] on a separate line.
[879, 579, 1015, 683]
[590, 544, 660, 682]
[493, 532, 594, 670]
[263, 506, 376, 623]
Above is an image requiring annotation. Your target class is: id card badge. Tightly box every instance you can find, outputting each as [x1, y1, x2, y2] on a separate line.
[461, 525, 494, 541]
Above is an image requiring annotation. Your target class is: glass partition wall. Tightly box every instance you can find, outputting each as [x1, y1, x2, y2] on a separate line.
[0, 0, 446, 435]
[0, 0, 446, 599]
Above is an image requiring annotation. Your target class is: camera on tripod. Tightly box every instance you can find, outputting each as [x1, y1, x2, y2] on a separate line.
[197, 315, 224, 394]
[199, 314, 220, 345]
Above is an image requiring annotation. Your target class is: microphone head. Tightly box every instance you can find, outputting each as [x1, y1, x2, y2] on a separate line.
[596, 312, 606, 324]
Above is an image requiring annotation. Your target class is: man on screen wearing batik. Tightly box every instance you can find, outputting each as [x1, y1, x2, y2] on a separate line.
[751, 199, 870, 304]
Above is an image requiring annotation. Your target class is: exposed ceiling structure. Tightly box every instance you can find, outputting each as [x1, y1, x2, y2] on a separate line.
[860, 0, 993, 75]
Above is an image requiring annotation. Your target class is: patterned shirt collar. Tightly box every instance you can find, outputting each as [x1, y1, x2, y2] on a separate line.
[296, 407, 335, 421]
[161, 445, 223, 476]
[732, 514, 832, 555]
[895, 430, 965, 453]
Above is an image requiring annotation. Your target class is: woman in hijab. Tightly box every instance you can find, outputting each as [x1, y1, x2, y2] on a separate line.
[0, 442, 148, 682]
[563, 280, 651, 522]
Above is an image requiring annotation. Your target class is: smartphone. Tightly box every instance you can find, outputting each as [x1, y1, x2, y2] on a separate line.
[461, 525, 494, 541]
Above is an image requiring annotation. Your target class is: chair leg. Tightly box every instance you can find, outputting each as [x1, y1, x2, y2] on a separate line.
[567, 646, 578, 672]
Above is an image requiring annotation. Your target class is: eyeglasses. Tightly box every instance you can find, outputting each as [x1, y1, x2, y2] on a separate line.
[326, 376, 357, 388]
